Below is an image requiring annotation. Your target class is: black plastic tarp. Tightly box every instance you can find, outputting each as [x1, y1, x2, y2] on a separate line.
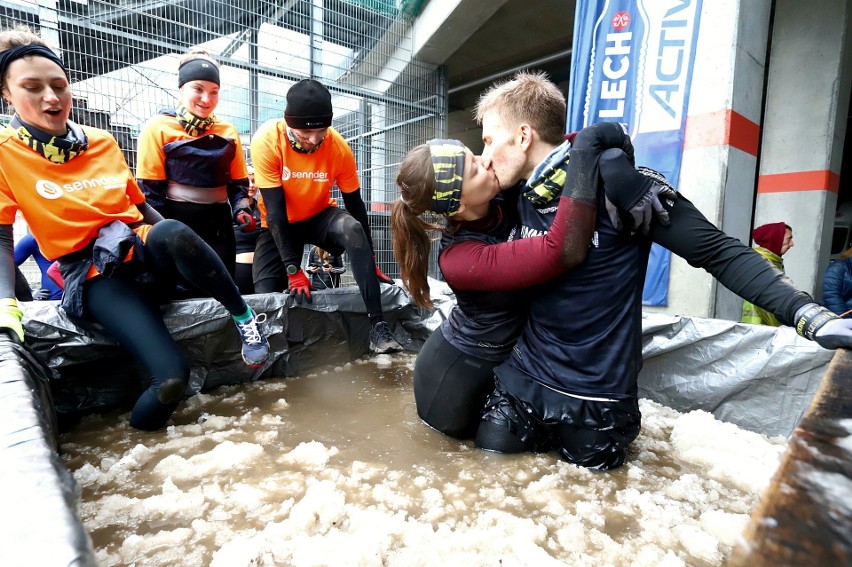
[22, 284, 434, 428]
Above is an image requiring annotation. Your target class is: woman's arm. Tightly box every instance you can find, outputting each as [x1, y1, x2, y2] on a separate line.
[439, 123, 637, 292]
[0, 225, 24, 342]
[439, 193, 592, 291]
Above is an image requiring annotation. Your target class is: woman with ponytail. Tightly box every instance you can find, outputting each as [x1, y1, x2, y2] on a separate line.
[392, 135, 609, 439]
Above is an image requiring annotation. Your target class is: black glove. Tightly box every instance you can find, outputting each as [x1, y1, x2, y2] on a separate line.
[600, 156, 678, 234]
[794, 303, 852, 349]
[621, 181, 677, 235]
[571, 122, 635, 166]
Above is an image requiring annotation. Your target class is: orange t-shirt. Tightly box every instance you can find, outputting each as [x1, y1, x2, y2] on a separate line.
[250, 121, 359, 226]
[0, 125, 145, 260]
[136, 114, 248, 182]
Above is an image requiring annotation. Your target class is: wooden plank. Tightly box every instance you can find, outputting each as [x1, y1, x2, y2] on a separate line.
[728, 348, 852, 566]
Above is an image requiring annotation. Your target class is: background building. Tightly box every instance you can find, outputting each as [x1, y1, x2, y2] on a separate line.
[3, 0, 850, 322]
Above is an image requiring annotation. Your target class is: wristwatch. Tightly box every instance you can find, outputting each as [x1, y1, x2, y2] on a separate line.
[286, 264, 300, 276]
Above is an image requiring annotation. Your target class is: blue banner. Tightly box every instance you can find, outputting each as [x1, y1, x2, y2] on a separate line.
[567, 0, 703, 305]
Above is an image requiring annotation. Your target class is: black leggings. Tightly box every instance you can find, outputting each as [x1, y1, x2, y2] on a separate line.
[413, 329, 499, 439]
[83, 219, 248, 430]
[162, 200, 236, 278]
[254, 208, 383, 318]
[475, 371, 642, 470]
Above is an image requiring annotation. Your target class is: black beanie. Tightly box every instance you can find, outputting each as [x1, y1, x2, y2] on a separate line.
[284, 79, 333, 129]
[178, 57, 220, 87]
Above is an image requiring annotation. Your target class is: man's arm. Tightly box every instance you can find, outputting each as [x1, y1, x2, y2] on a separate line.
[598, 148, 812, 324]
[341, 189, 375, 251]
[258, 187, 301, 267]
[650, 195, 812, 325]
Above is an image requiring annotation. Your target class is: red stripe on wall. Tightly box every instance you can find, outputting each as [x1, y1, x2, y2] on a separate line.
[727, 111, 760, 156]
[757, 170, 840, 194]
[371, 202, 392, 212]
[683, 109, 760, 156]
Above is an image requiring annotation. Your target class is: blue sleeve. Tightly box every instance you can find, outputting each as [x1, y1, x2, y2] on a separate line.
[13, 233, 37, 266]
[138, 179, 169, 211]
[822, 261, 848, 314]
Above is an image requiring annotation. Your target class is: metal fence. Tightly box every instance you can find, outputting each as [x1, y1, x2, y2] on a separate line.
[2, 0, 444, 290]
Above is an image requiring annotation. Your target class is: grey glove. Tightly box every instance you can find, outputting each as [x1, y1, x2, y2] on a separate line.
[605, 182, 677, 234]
[628, 182, 677, 234]
[794, 303, 852, 349]
[32, 288, 51, 301]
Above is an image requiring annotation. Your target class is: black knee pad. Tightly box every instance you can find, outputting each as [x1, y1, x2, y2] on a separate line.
[557, 426, 628, 470]
[157, 378, 187, 404]
[333, 215, 368, 250]
[475, 419, 529, 453]
[475, 389, 541, 453]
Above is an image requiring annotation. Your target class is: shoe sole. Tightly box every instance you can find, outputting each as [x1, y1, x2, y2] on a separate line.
[242, 355, 268, 368]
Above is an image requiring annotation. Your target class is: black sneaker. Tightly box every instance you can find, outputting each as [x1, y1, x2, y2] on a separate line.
[235, 311, 269, 368]
[369, 320, 402, 354]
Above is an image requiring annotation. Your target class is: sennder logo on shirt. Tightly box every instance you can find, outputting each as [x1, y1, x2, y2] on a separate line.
[35, 176, 125, 199]
[35, 180, 63, 200]
[281, 166, 329, 183]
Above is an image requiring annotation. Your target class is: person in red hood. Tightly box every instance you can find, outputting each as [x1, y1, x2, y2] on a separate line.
[742, 222, 794, 325]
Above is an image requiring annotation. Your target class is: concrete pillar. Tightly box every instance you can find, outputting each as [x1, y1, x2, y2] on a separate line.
[753, 0, 852, 300]
[648, 0, 772, 320]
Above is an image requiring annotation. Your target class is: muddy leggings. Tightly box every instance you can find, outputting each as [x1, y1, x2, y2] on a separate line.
[83, 219, 248, 430]
[254, 207, 383, 319]
[413, 329, 499, 439]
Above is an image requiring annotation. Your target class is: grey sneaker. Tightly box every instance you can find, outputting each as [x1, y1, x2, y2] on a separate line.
[235, 311, 269, 368]
[369, 320, 402, 354]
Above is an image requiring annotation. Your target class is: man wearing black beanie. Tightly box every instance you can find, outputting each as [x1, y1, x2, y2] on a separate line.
[250, 78, 402, 354]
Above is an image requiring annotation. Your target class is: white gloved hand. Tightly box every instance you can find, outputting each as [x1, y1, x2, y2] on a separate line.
[795, 303, 852, 349]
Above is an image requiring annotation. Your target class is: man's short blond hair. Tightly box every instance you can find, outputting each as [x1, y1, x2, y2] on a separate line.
[474, 70, 567, 145]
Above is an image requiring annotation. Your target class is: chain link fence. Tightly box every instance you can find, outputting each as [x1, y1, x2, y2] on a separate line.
[2, 0, 443, 290]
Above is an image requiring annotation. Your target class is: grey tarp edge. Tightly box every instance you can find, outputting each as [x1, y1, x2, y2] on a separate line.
[637, 312, 833, 438]
[0, 335, 98, 567]
[0, 281, 833, 564]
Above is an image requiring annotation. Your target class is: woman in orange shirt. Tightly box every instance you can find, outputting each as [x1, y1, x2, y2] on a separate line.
[136, 49, 255, 285]
[0, 26, 269, 430]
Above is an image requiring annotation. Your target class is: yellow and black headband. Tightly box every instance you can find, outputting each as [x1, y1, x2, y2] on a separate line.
[426, 139, 465, 217]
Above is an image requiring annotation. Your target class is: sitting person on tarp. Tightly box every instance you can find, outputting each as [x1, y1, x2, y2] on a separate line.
[0, 27, 270, 431]
[307, 245, 345, 290]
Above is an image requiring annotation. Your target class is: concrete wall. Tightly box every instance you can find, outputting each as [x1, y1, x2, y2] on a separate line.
[753, 0, 852, 301]
[651, 0, 852, 319]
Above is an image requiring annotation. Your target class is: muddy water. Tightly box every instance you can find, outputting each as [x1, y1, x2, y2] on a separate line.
[60, 353, 785, 567]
